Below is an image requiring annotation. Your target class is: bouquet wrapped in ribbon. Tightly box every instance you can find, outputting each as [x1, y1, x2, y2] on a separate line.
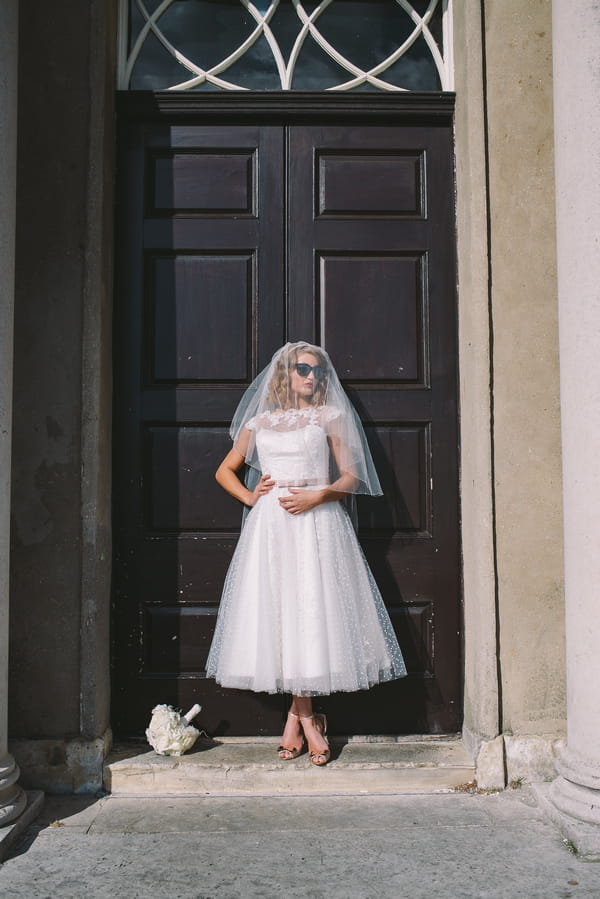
[145, 703, 202, 756]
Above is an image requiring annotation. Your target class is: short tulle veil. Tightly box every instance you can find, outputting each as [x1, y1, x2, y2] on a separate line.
[229, 342, 382, 521]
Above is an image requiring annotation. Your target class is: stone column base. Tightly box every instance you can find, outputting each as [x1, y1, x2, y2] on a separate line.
[550, 775, 600, 827]
[0, 791, 43, 862]
[0, 754, 27, 826]
[534, 782, 600, 861]
[547, 745, 600, 832]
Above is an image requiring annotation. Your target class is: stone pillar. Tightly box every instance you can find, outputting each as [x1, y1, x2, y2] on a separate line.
[548, 0, 600, 856]
[0, 0, 27, 826]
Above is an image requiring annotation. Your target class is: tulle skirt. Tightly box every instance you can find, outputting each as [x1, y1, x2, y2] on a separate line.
[205, 486, 407, 695]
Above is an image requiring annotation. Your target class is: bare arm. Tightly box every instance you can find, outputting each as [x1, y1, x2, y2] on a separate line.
[318, 433, 359, 499]
[215, 428, 274, 507]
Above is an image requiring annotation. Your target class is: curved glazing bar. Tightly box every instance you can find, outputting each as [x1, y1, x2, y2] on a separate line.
[119, 0, 452, 92]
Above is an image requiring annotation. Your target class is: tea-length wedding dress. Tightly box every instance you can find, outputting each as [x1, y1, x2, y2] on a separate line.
[206, 405, 407, 695]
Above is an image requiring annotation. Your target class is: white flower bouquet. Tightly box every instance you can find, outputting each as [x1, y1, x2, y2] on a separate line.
[145, 703, 202, 756]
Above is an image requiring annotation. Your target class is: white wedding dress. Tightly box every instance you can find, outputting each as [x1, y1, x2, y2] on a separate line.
[206, 406, 407, 695]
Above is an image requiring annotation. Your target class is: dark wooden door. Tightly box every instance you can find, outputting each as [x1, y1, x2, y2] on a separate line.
[113, 101, 460, 738]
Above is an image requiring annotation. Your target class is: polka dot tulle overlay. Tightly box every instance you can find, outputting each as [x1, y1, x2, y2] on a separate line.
[205, 425, 406, 696]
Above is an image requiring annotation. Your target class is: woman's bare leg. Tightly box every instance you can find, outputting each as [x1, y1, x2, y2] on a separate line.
[278, 696, 304, 758]
[293, 695, 329, 758]
[279, 695, 329, 761]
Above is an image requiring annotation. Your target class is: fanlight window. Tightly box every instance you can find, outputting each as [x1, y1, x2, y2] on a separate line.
[119, 0, 453, 92]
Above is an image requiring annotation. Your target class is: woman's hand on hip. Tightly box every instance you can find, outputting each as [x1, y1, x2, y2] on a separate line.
[279, 488, 322, 515]
[248, 474, 275, 506]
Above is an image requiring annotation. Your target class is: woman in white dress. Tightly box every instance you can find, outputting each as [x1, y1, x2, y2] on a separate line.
[206, 342, 406, 765]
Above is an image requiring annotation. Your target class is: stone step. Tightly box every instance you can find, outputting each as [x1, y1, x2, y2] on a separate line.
[104, 736, 475, 796]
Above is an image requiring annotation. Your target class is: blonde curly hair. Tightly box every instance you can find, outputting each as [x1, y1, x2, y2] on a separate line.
[266, 343, 329, 409]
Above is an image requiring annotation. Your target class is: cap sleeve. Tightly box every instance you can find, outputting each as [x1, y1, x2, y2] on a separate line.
[320, 405, 342, 433]
[320, 405, 341, 423]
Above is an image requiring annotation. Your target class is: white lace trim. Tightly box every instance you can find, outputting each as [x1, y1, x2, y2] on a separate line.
[247, 405, 340, 432]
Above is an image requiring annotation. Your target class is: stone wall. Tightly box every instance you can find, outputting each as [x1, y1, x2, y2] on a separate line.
[484, 0, 565, 741]
[455, 0, 565, 784]
[9, 0, 116, 759]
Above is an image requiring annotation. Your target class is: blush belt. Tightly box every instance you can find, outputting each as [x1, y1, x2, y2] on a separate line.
[274, 478, 329, 487]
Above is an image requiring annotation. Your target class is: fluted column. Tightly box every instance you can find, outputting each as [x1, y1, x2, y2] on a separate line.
[549, 0, 600, 843]
[0, 0, 26, 827]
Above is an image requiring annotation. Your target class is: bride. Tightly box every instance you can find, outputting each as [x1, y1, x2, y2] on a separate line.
[206, 342, 406, 766]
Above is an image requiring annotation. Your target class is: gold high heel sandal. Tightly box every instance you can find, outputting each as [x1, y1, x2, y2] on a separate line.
[300, 713, 331, 767]
[277, 711, 305, 760]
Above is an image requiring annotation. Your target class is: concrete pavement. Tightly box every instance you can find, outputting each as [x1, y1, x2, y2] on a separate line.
[1, 787, 600, 898]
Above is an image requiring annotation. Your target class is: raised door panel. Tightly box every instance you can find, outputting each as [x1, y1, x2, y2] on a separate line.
[151, 254, 253, 383]
[319, 253, 423, 382]
[150, 151, 256, 215]
[317, 152, 425, 218]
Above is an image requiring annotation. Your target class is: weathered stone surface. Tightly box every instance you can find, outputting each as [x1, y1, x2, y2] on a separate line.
[10, 732, 111, 794]
[474, 735, 505, 791]
[104, 739, 475, 796]
[505, 735, 560, 784]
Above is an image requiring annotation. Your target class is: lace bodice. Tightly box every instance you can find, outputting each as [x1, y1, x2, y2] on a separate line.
[249, 407, 338, 483]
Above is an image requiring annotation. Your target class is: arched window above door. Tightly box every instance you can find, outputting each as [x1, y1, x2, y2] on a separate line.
[118, 0, 453, 92]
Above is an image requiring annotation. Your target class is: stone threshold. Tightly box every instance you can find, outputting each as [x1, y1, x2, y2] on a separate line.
[104, 735, 475, 797]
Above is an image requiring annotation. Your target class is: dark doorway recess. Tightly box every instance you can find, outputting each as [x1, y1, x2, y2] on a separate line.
[113, 92, 461, 739]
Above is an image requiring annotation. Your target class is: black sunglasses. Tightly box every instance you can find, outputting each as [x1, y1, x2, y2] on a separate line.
[293, 362, 326, 380]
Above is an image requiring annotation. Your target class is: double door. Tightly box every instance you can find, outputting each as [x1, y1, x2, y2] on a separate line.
[113, 106, 460, 737]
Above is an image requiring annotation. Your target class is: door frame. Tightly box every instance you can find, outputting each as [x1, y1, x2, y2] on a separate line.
[112, 89, 463, 737]
[117, 90, 455, 123]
